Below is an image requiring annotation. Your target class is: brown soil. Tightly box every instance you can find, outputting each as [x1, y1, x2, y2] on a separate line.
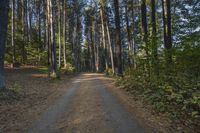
[0, 66, 74, 132]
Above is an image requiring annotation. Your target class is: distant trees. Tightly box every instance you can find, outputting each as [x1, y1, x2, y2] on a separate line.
[1, 0, 199, 85]
[0, 0, 9, 89]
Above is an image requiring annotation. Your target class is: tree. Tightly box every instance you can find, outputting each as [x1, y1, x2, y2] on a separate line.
[11, 0, 17, 67]
[151, 0, 159, 75]
[162, 0, 172, 68]
[0, 0, 9, 89]
[63, 0, 67, 68]
[105, 18, 115, 74]
[113, 0, 122, 75]
[141, 0, 150, 78]
[47, 0, 57, 77]
[100, 2, 108, 70]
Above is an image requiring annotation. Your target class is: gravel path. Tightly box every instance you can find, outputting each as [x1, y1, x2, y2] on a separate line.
[28, 73, 145, 133]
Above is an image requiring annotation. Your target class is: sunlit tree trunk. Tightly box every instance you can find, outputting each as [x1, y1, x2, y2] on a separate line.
[100, 5, 108, 71]
[105, 20, 115, 74]
[63, 0, 67, 68]
[48, 0, 57, 77]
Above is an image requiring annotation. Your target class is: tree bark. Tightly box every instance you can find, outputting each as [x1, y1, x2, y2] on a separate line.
[48, 0, 57, 77]
[63, 0, 67, 68]
[131, 0, 137, 69]
[58, 0, 61, 68]
[100, 5, 108, 71]
[162, 0, 172, 68]
[12, 0, 17, 67]
[113, 0, 122, 75]
[106, 20, 115, 74]
[0, 0, 9, 89]
[166, 0, 172, 64]
[141, 0, 150, 78]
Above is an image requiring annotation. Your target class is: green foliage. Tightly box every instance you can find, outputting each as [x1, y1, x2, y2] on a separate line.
[26, 45, 47, 65]
[116, 52, 200, 125]
[62, 63, 76, 75]
[105, 68, 114, 76]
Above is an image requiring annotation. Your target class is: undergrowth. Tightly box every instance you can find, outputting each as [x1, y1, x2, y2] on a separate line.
[116, 68, 200, 128]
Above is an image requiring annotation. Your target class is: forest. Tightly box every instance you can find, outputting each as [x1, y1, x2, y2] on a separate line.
[0, 0, 200, 132]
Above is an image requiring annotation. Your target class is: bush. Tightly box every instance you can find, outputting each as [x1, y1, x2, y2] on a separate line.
[63, 63, 75, 75]
[105, 68, 114, 76]
[116, 68, 200, 125]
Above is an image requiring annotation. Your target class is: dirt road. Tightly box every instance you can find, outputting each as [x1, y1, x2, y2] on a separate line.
[28, 73, 145, 133]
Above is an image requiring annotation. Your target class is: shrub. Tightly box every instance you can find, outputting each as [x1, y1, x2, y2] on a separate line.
[63, 63, 75, 75]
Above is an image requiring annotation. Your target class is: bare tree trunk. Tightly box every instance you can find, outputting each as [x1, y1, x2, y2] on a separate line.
[0, 0, 9, 89]
[100, 6, 108, 71]
[63, 0, 67, 68]
[58, 0, 61, 68]
[90, 19, 95, 72]
[47, 0, 51, 77]
[38, 1, 41, 43]
[162, 0, 172, 69]
[12, 0, 17, 68]
[113, 0, 122, 75]
[125, 1, 131, 52]
[166, 0, 172, 65]
[105, 20, 115, 74]
[125, 1, 133, 67]
[131, 0, 137, 69]
[48, 0, 57, 77]
[28, 0, 32, 41]
[141, 0, 150, 78]
[21, 0, 26, 64]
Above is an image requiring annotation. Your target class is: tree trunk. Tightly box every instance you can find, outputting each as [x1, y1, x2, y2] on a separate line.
[113, 0, 122, 75]
[151, 0, 159, 76]
[0, 0, 9, 89]
[63, 0, 67, 68]
[106, 20, 115, 74]
[49, 0, 57, 77]
[28, 0, 32, 41]
[58, 0, 61, 68]
[141, 0, 150, 78]
[125, 1, 131, 52]
[21, 0, 26, 64]
[141, 0, 148, 45]
[131, 0, 137, 69]
[100, 6, 108, 71]
[12, 0, 17, 67]
[166, 0, 172, 65]
[162, 0, 172, 69]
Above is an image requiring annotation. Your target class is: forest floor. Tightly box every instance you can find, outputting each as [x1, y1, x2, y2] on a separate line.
[0, 66, 192, 133]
